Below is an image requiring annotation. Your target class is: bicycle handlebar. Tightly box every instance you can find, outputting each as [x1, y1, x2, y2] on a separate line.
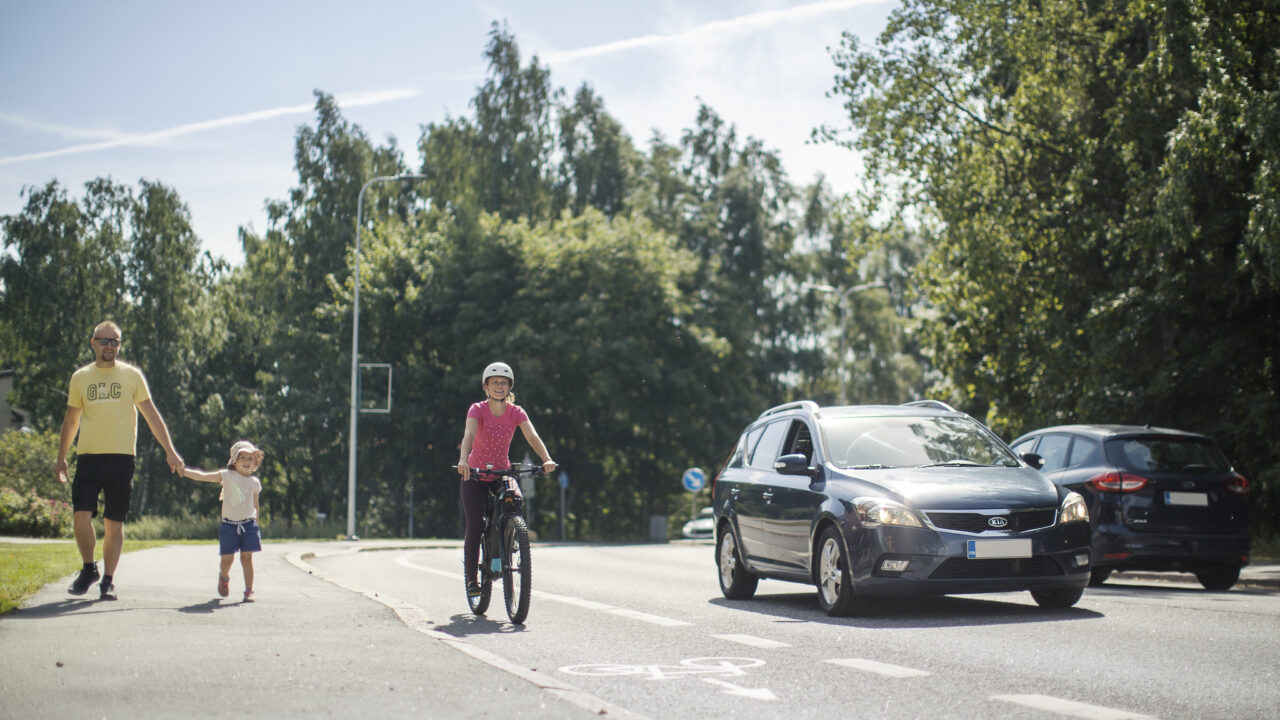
[467, 466, 548, 482]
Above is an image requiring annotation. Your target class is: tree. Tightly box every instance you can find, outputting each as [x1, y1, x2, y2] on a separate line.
[825, 0, 1280, 526]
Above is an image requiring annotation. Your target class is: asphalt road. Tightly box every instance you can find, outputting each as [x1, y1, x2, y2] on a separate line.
[3, 540, 1278, 719]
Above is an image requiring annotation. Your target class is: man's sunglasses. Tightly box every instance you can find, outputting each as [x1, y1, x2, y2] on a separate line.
[93, 337, 121, 347]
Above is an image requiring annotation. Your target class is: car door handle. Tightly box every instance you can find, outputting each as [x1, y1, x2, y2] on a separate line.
[730, 487, 740, 497]
[762, 490, 774, 503]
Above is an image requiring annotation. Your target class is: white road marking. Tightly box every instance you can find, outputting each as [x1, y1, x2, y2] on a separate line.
[711, 633, 791, 649]
[702, 678, 777, 700]
[826, 658, 932, 678]
[395, 555, 690, 625]
[992, 695, 1158, 720]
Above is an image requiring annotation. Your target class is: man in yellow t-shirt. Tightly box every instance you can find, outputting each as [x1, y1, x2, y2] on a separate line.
[55, 321, 184, 600]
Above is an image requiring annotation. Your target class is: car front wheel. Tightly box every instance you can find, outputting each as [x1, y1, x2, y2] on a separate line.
[1030, 586, 1084, 609]
[1195, 564, 1240, 591]
[717, 525, 759, 599]
[815, 526, 860, 616]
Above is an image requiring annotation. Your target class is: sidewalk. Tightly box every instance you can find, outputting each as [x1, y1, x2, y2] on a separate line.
[0, 540, 611, 720]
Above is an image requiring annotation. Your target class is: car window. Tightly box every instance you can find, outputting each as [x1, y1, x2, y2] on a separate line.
[1107, 437, 1229, 473]
[819, 414, 1020, 469]
[1009, 438, 1036, 456]
[1037, 434, 1072, 472]
[1067, 437, 1098, 467]
[783, 420, 815, 464]
[733, 425, 766, 469]
[748, 420, 791, 470]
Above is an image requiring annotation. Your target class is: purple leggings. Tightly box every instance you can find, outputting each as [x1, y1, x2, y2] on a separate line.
[461, 478, 501, 584]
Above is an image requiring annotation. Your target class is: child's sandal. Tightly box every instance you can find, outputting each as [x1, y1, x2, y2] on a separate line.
[243, 590, 254, 602]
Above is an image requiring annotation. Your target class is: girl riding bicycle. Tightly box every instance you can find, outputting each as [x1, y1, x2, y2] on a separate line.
[457, 362, 556, 603]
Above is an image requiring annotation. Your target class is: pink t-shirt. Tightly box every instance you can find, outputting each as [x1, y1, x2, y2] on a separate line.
[466, 401, 528, 471]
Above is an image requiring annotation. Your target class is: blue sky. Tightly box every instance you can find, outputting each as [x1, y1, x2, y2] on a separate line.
[1, 0, 896, 265]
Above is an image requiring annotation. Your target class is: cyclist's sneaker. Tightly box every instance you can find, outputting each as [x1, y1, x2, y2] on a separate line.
[68, 564, 100, 595]
[98, 579, 116, 601]
[466, 582, 482, 602]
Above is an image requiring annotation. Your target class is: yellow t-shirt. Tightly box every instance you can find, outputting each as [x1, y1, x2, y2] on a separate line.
[67, 361, 151, 455]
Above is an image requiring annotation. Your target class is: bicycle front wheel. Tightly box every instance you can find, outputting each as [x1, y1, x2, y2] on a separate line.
[501, 515, 532, 624]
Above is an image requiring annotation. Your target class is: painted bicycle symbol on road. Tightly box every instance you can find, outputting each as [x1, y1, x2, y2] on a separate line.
[561, 656, 774, 699]
[562, 656, 763, 680]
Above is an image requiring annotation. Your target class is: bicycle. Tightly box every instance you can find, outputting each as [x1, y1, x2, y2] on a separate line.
[466, 465, 543, 624]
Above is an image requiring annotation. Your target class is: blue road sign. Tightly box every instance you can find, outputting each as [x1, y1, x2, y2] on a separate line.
[682, 467, 706, 492]
[558, 471, 569, 489]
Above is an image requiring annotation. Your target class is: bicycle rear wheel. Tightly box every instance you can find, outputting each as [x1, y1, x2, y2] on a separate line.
[502, 515, 532, 624]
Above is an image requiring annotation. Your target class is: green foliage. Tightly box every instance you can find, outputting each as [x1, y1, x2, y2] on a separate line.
[0, 429, 66, 500]
[826, 0, 1280, 525]
[0, 488, 72, 538]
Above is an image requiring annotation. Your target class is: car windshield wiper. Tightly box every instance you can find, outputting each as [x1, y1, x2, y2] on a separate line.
[846, 463, 895, 470]
[915, 460, 988, 468]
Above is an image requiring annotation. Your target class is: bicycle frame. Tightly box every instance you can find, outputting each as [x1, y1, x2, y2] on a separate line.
[468, 465, 541, 623]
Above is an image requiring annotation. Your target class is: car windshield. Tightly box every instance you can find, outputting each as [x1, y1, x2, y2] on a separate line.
[1106, 437, 1229, 473]
[819, 414, 1020, 469]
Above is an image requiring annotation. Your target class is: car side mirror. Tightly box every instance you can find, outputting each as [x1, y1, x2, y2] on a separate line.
[774, 453, 816, 477]
[1022, 452, 1045, 470]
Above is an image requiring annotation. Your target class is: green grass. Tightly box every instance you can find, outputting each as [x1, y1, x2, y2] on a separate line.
[0, 539, 203, 614]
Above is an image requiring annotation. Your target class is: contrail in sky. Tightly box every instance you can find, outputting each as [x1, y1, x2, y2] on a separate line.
[0, 89, 419, 167]
[0, 0, 875, 166]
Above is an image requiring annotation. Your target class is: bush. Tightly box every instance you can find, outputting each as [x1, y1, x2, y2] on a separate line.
[0, 429, 70, 501]
[0, 487, 73, 538]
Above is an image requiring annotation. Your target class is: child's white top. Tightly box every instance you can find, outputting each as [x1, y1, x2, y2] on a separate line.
[219, 468, 261, 521]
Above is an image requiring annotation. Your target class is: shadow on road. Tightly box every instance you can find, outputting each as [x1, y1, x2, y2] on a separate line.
[709, 590, 1104, 628]
[433, 612, 527, 637]
[177, 598, 244, 614]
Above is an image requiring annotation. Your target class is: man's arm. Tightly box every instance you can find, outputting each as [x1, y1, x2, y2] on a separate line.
[137, 399, 184, 473]
[55, 406, 82, 484]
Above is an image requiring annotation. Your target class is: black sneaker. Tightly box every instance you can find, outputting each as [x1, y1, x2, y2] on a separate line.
[466, 582, 482, 602]
[98, 580, 116, 601]
[68, 565, 99, 595]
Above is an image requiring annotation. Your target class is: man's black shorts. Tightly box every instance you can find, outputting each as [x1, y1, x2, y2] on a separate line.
[72, 454, 135, 522]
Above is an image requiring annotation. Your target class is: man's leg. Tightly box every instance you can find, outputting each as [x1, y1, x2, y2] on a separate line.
[73, 511, 96, 564]
[102, 518, 124, 576]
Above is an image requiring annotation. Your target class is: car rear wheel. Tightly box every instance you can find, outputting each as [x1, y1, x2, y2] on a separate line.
[1030, 586, 1084, 609]
[815, 526, 860, 616]
[717, 525, 759, 599]
[1194, 564, 1240, 591]
[1088, 568, 1111, 586]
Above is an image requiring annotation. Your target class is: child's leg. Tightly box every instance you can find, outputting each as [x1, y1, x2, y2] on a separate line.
[220, 554, 234, 579]
[240, 552, 254, 592]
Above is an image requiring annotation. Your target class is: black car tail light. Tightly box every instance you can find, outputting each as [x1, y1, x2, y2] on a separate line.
[1226, 474, 1250, 495]
[1087, 471, 1149, 492]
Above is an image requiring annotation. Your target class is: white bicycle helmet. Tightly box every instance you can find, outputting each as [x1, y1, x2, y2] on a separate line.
[482, 361, 514, 388]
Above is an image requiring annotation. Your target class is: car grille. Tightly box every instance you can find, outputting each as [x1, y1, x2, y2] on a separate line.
[930, 556, 1064, 579]
[924, 508, 1057, 534]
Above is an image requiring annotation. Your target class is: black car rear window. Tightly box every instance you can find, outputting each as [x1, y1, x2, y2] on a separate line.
[819, 415, 1020, 469]
[1105, 437, 1229, 473]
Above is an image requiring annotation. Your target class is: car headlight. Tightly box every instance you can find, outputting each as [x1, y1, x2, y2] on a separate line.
[1059, 491, 1089, 524]
[855, 498, 923, 528]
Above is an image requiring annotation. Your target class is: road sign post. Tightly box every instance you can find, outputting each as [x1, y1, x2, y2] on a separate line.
[682, 467, 706, 524]
[558, 471, 569, 541]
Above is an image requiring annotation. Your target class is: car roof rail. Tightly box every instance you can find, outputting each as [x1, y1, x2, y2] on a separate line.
[901, 399, 958, 412]
[758, 400, 820, 419]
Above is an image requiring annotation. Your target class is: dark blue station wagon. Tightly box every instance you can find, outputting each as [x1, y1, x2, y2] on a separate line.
[712, 401, 1092, 615]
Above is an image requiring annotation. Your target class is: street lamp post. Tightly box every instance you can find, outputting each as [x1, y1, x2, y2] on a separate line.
[347, 174, 426, 540]
[802, 281, 888, 404]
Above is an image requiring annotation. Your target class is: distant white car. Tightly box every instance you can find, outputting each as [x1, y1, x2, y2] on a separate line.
[682, 506, 714, 539]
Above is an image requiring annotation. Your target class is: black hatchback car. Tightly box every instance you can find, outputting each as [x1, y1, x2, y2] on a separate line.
[1010, 425, 1250, 590]
[712, 401, 1092, 616]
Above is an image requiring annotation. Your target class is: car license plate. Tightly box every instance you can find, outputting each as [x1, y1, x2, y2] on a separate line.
[967, 539, 1031, 559]
[1164, 491, 1208, 506]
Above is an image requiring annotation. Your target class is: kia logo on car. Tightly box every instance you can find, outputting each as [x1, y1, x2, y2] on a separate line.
[988, 516, 1009, 528]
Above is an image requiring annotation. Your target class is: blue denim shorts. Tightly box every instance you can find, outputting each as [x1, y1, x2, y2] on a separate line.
[218, 518, 262, 555]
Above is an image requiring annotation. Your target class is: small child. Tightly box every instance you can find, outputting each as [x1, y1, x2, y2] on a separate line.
[183, 441, 264, 602]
